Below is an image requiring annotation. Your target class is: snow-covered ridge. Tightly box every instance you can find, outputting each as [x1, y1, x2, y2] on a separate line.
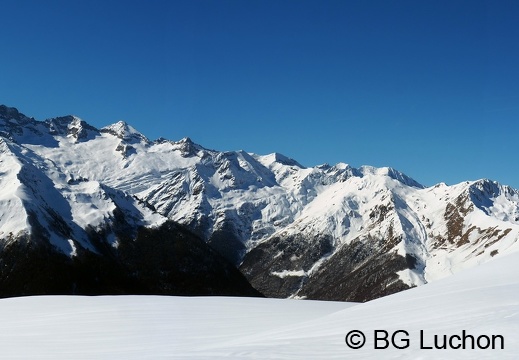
[1, 105, 518, 301]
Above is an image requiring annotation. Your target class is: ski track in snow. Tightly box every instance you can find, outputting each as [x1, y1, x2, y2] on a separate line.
[0, 251, 517, 359]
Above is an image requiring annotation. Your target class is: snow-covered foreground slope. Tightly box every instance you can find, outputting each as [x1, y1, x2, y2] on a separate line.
[0, 251, 517, 359]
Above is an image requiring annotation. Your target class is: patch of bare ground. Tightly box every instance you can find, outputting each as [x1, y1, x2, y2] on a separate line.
[435, 194, 512, 256]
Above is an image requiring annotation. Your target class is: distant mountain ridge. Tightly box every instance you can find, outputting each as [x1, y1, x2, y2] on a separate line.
[0, 104, 518, 301]
[0, 105, 259, 297]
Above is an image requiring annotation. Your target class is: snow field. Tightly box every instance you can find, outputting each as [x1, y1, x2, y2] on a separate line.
[0, 251, 517, 359]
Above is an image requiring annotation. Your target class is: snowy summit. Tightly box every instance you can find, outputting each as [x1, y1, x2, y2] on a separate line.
[0, 105, 518, 303]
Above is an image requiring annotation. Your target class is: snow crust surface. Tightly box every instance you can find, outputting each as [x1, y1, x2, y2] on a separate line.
[0, 251, 517, 359]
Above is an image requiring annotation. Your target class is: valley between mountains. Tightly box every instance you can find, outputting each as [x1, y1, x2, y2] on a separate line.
[0, 104, 518, 301]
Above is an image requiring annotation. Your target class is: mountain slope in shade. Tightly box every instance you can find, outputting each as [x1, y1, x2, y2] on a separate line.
[0, 104, 518, 301]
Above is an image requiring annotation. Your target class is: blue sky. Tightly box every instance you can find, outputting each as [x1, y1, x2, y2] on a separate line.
[1, 0, 518, 188]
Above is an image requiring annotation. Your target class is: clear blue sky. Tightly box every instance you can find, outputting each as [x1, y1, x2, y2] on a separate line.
[1, 0, 518, 189]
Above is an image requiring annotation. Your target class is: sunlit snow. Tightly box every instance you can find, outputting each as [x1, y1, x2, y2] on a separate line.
[0, 251, 517, 359]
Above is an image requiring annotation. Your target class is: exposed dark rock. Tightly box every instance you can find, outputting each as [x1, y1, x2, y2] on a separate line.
[0, 105, 31, 122]
[115, 142, 136, 157]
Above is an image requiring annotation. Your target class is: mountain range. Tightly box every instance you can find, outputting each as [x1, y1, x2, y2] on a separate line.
[0, 104, 518, 301]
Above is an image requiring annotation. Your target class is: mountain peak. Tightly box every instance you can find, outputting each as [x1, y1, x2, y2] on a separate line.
[46, 115, 98, 141]
[0, 105, 33, 125]
[359, 165, 424, 188]
[172, 136, 205, 157]
[260, 152, 304, 168]
[101, 121, 148, 143]
[179, 136, 193, 144]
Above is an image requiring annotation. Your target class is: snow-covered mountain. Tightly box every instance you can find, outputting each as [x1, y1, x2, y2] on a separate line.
[1, 104, 518, 300]
[0, 105, 260, 297]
